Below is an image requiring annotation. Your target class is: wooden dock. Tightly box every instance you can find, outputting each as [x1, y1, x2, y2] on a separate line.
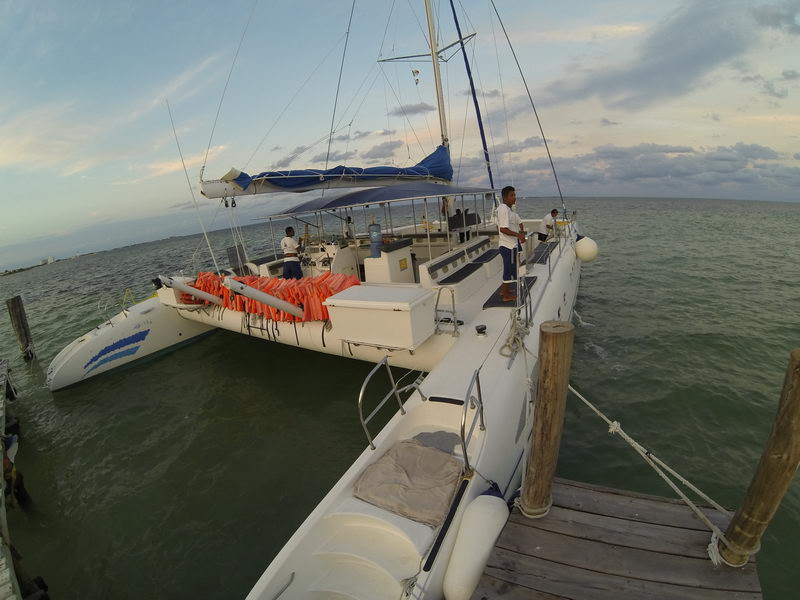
[471, 478, 762, 600]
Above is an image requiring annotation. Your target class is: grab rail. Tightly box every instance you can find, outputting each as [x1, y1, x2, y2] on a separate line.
[358, 356, 407, 450]
[460, 368, 486, 476]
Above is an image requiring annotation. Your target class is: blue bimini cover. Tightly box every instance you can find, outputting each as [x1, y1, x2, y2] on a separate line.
[232, 145, 453, 191]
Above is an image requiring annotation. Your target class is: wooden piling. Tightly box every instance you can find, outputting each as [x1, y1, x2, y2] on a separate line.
[5, 296, 36, 361]
[519, 321, 575, 518]
[719, 349, 800, 567]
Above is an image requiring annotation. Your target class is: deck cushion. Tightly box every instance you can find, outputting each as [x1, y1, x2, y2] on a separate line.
[353, 439, 462, 527]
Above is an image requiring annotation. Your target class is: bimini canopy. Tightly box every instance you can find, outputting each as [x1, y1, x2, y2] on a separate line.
[200, 145, 453, 199]
[272, 182, 492, 217]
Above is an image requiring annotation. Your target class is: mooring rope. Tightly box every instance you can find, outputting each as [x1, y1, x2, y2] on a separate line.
[567, 384, 755, 566]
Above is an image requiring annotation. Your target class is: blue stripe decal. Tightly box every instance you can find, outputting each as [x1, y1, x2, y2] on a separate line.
[85, 346, 141, 375]
[84, 329, 150, 370]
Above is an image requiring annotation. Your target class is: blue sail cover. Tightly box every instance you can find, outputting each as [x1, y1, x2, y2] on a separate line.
[232, 145, 452, 191]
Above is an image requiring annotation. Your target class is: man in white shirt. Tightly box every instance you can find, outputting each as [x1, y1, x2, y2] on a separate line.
[497, 186, 526, 302]
[280, 226, 303, 279]
[537, 208, 559, 242]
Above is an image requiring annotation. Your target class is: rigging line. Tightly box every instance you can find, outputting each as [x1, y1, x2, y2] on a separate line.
[332, 64, 381, 133]
[405, 0, 432, 45]
[186, 199, 225, 273]
[167, 99, 220, 274]
[455, 84, 470, 183]
[323, 0, 357, 176]
[377, 0, 397, 58]
[488, 0, 514, 185]
[415, 73, 435, 143]
[471, 41, 502, 184]
[490, 0, 567, 212]
[379, 63, 426, 155]
[449, 0, 494, 188]
[202, 0, 260, 174]
[244, 33, 347, 171]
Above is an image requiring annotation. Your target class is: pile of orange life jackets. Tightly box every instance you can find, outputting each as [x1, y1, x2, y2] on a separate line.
[186, 271, 360, 322]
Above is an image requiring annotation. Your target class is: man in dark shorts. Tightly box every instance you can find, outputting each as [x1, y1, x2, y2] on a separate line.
[496, 186, 526, 302]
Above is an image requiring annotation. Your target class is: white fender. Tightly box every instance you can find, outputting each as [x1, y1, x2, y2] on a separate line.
[575, 236, 599, 262]
[223, 277, 305, 319]
[443, 493, 509, 600]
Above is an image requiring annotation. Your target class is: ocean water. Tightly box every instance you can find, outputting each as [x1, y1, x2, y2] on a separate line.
[0, 196, 798, 599]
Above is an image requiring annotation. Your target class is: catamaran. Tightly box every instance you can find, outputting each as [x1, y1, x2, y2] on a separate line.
[47, 1, 598, 597]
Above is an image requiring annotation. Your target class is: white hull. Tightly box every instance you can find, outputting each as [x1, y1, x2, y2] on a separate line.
[46, 297, 215, 391]
[245, 236, 580, 599]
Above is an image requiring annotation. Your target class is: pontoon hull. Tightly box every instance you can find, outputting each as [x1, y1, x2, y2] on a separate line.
[46, 297, 215, 391]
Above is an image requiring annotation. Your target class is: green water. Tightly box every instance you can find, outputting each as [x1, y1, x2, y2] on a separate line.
[0, 196, 798, 598]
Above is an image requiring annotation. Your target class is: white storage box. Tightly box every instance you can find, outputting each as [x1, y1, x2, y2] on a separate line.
[324, 284, 436, 349]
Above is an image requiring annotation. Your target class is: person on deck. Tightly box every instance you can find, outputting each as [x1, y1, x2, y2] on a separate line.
[497, 186, 525, 302]
[280, 227, 303, 279]
[537, 208, 559, 242]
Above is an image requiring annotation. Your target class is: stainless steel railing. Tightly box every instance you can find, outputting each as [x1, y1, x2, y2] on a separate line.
[460, 368, 486, 476]
[358, 356, 407, 450]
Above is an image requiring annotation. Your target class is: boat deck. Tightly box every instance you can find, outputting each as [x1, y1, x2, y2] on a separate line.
[471, 478, 762, 600]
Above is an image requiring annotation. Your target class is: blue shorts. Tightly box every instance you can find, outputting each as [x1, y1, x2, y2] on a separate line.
[499, 246, 518, 283]
[282, 261, 303, 279]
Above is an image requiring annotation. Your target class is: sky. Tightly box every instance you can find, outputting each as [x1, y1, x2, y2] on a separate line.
[1, 0, 798, 269]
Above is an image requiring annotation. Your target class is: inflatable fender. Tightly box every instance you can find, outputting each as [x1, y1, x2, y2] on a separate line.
[443, 492, 509, 600]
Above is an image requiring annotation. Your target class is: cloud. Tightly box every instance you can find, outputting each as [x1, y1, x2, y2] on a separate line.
[782, 69, 800, 80]
[794, 152, 800, 159]
[461, 88, 501, 98]
[492, 137, 544, 154]
[273, 146, 307, 169]
[388, 102, 435, 116]
[128, 53, 222, 122]
[741, 74, 789, 98]
[270, 145, 283, 151]
[524, 23, 646, 43]
[361, 140, 403, 159]
[541, 1, 755, 111]
[168, 201, 196, 211]
[0, 101, 101, 173]
[310, 150, 357, 163]
[377, 129, 396, 136]
[115, 145, 226, 184]
[752, 1, 800, 35]
[505, 140, 798, 198]
[600, 118, 620, 126]
[706, 112, 722, 121]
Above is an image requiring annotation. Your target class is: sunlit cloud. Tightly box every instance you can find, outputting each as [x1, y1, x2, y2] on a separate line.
[114, 145, 226, 184]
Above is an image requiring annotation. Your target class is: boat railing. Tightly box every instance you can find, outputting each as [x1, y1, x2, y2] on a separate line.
[434, 286, 459, 336]
[358, 356, 407, 450]
[460, 368, 486, 476]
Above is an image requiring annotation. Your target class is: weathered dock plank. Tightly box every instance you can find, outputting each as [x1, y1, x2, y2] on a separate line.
[471, 478, 762, 600]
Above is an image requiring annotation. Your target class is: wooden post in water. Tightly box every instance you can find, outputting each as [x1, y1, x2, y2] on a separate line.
[519, 321, 575, 518]
[719, 349, 800, 567]
[5, 296, 36, 361]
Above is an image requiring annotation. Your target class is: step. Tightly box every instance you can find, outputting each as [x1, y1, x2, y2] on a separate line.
[327, 497, 436, 555]
[309, 557, 402, 600]
[315, 521, 421, 581]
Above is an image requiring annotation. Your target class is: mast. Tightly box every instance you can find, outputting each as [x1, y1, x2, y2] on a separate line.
[423, 0, 449, 148]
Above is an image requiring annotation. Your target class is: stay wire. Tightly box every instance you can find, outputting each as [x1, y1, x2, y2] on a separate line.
[167, 99, 220, 274]
[489, 0, 567, 213]
[323, 0, 357, 175]
[244, 33, 348, 171]
[202, 0, 260, 174]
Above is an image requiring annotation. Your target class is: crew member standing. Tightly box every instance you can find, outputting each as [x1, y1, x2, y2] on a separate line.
[497, 186, 525, 302]
[280, 226, 303, 279]
[537, 208, 559, 242]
